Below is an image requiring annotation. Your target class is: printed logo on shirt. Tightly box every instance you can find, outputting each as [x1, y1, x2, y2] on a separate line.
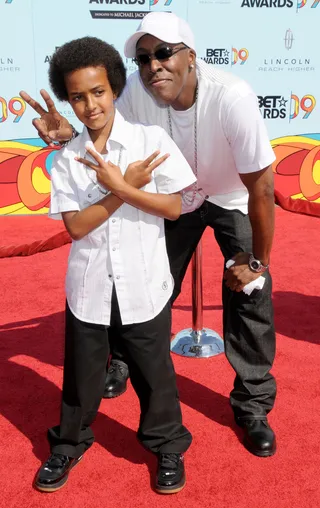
[240, 0, 318, 9]
[201, 48, 249, 67]
[88, 0, 173, 20]
[257, 30, 315, 73]
[258, 94, 316, 121]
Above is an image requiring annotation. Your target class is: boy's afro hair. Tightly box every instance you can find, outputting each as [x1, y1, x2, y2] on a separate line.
[49, 36, 127, 101]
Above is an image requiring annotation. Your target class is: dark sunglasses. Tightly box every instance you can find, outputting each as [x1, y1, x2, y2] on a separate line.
[133, 45, 187, 66]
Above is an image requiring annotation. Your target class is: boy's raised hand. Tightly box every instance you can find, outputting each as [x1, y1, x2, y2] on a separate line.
[124, 151, 170, 189]
[19, 89, 73, 147]
[76, 146, 125, 193]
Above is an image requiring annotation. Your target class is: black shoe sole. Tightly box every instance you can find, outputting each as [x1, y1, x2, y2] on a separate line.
[102, 386, 127, 399]
[155, 475, 186, 494]
[35, 456, 82, 492]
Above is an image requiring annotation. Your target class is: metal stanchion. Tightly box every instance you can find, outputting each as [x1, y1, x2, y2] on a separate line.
[171, 241, 224, 358]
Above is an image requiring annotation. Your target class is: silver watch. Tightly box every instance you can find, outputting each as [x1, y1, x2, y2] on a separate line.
[248, 254, 269, 273]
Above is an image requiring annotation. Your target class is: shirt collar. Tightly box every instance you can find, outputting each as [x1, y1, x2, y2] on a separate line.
[79, 109, 131, 153]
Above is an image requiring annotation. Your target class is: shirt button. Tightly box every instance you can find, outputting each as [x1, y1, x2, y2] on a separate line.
[112, 247, 116, 251]
[112, 219, 116, 223]
[116, 276, 120, 280]
[108, 274, 112, 278]
[88, 193, 92, 198]
[205, 195, 209, 199]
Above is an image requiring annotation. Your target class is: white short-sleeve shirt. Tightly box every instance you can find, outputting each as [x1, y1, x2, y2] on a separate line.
[49, 110, 196, 325]
[116, 59, 276, 214]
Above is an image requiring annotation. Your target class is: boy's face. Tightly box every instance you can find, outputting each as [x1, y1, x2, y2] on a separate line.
[65, 66, 116, 131]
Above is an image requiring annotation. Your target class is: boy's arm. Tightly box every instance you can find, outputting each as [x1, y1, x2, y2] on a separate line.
[62, 194, 122, 240]
[77, 132, 197, 221]
[55, 150, 169, 240]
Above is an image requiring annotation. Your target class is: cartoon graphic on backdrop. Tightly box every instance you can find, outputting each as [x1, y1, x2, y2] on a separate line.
[271, 134, 320, 216]
[0, 135, 319, 216]
[0, 140, 58, 215]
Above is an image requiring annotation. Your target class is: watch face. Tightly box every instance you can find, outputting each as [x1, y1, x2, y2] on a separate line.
[251, 260, 260, 271]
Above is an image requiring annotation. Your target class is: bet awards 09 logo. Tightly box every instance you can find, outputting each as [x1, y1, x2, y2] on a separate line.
[258, 94, 316, 121]
[202, 48, 249, 66]
[89, 0, 173, 19]
[241, 0, 318, 7]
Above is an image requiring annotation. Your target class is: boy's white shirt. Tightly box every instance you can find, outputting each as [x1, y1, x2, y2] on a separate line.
[49, 110, 196, 325]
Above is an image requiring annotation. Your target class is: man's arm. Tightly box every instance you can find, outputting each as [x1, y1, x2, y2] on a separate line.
[240, 165, 275, 266]
[222, 90, 276, 290]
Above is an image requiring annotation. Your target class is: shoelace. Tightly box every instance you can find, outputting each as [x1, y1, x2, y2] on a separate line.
[159, 453, 181, 470]
[108, 362, 126, 377]
[45, 453, 68, 470]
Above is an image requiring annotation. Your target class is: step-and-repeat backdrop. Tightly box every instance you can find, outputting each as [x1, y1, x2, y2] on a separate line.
[1, 0, 319, 216]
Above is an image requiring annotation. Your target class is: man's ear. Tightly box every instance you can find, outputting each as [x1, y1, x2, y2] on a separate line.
[188, 49, 197, 70]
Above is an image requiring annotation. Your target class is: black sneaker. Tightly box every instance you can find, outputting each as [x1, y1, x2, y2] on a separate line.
[103, 359, 129, 399]
[155, 453, 186, 494]
[35, 453, 82, 492]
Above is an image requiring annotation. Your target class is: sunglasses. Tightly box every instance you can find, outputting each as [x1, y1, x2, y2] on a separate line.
[133, 45, 187, 66]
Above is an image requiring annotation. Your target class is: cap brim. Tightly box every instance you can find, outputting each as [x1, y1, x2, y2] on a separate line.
[124, 30, 183, 58]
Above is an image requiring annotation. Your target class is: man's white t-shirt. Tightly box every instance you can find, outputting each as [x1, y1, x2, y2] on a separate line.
[49, 110, 196, 325]
[116, 59, 276, 214]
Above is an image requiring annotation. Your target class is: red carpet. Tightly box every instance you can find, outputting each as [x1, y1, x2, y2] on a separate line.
[0, 208, 319, 508]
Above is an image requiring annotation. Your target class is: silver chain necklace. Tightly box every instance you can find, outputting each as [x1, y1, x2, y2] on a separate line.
[167, 84, 199, 206]
[84, 146, 123, 195]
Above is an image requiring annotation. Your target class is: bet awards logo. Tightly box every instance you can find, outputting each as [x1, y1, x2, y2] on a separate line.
[89, 0, 173, 19]
[241, 0, 318, 7]
[202, 48, 249, 66]
[44, 47, 60, 64]
[150, 0, 172, 4]
[258, 94, 316, 121]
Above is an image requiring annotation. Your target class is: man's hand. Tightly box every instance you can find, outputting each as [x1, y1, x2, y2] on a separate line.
[124, 151, 169, 189]
[19, 89, 73, 147]
[223, 252, 262, 292]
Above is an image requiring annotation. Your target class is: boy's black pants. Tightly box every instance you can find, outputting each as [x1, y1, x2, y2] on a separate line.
[48, 289, 192, 458]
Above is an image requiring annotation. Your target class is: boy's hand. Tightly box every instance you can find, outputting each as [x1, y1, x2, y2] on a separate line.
[19, 89, 73, 147]
[76, 147, 125, 193]
[124, 151, 170, 189]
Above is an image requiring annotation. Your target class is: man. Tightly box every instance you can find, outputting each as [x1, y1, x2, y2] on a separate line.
[20, 12, 277, 458]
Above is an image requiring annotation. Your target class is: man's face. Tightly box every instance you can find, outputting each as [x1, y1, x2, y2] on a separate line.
[135, 35, 195, 107]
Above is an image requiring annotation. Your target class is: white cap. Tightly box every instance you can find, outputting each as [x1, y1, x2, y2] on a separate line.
[124, 12, 195, 58]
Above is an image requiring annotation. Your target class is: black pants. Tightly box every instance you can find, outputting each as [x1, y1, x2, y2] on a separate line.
[112, 202, 276, 419]
[48, 290, 192, 458]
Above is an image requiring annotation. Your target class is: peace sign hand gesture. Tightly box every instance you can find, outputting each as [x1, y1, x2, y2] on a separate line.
[19, 89, 73, 147]
[76, 147, 170, 195]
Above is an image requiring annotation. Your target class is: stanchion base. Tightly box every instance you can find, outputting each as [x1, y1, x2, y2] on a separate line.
[171, 328, 224, 358]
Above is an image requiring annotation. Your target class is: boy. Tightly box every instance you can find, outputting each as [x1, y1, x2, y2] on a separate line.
[35, 36, 195, 494]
